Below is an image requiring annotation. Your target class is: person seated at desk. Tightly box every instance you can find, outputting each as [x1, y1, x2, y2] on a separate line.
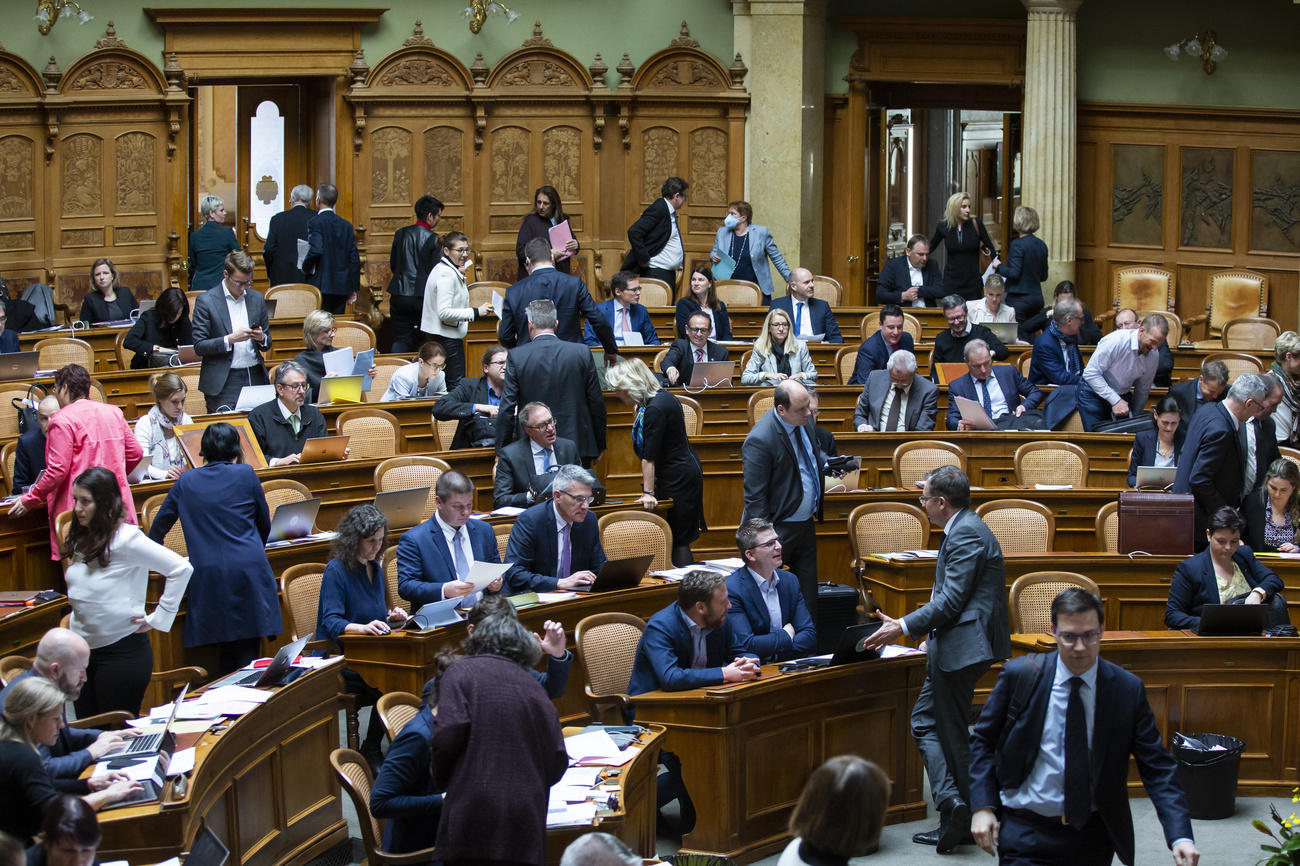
[780, 756, 891, 865]
[503, 464, 605, 593]
[79, 258, 138, 325]
[397, 470, 503, 608]
[1028, 297, 1085, 387]
[741, 307, 817, 386]
[725, 518, 816, 663]
[848, 304, 913, 386]
[946, 340, 1042, 431]
[1243, 458, 1300, 553]
[660, 311, 728, 387]
[854, 349, 938, 433]
[584, 271, 659, 347]
[0, 306, 18, 354]
[876, 235, 943, 308]
[11, 396, 57, 496]
[247, 361, 330, 467]
[1165, 506, 1287, 633]
[932, 294, 1009, 376]
[293, 310, 378, 404]
[1170, 360, 1229, 430]
[122, 287, 191, 369]
[1017, 280, 1102, 345]
[464, 594, 572, 700]
[25, 794, 105, 866]
[431, 344, 506, 448]
[770, 268, 843, 343]
[133, 372, 194, 482]
[674, 265, 732, 341]
[965, 274, 1017, 326]
[380, 341, 448, 402]
[493, 401, 581, 510]
[1128, 395, 1184, 488]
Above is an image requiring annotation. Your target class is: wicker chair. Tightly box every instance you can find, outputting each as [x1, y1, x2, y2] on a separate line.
[812, 275, 842, 305]
[1281, 447, 1300, 475]
[375, 456, 451, 524]
[597, 511, 672, 573]
[1107, 266, 1175, 320]
[331, 748, 438, 865]
[333, 320, 377, 354]
[1013, 441, 1089, 487]
[174, 369, 207, 418]
[1009, 571, 1102, 633]
[575, 612, 646, 722]
[1221, 317, 1281, 350]
[747, 388, 775, 425]
[891, 440, 966, 488]
[0, 655, 33, 686]
[0, 386, 33, 439]
[367, 358, 408, 403]
[1, 440, 15, 496]
[375, 691, 422, 742]
[35, 337, 94, 371]
[836, 346, 858, 385]
[337, 408, 401, 459]
[1017, 350, 1033, 379]
[382, 545, 408, 613]
[1203, 350, 1264, 380]
[282, 563, 360, 749]
[114, 331, 131, 369]
[494, 522, 512, 560]
[848, 502, 930, 610]
[678, 394, 703, 436]
[265, 284, 321, 318]
[1095, 501, 1119, 552]
[140, 493, 187, 557]
[714, 281, 760, 307]
[976, 499, 1055, 554]
[468, 281, 509, 308]
[636, 277, 673, 307]
[432, 417, 459, 451]
[262, 479, 314, 523]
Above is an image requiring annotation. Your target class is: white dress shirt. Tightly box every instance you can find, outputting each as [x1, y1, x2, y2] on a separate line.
[1001, 657, 1098, 816]
[974, 373, 1011, 419]
[793, 300, 815, 338]
[906, 263, 927, 307]
[224, 286, 258, 369]
[434, 512, 477, 602]
[649, 199, 684, 271]
[1081, 328, 1159, 411]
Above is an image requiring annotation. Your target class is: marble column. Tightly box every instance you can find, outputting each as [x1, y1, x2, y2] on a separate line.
[1021, 0, 1083, 291]
[733, 0, 825, 286]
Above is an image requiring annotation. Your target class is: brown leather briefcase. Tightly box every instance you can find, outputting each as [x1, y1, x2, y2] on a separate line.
[1117, 491, 1194, 555]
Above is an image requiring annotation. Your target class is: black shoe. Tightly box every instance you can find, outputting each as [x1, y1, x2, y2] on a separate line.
[937, 797, 972, 854]
[912, 826, 941, 845]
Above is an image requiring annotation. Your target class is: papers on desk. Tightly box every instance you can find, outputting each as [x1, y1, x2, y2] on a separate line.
[198, 685, 273, 705]
[166, 746, 196, 777]
[323, 346, 375, 391]
[490, 505, 526, 517]
[617, 332, 645, 347]
[876, 550, 939, 561]
[559, 765, 602, 787]
[881, 644, 924, 658]
[266, 530, 339, 549]
[547, 799, 599, 827]
[465, 560, 511, 591]
[703, 557, 744, 571]
[953, 395, 995, 430]
[1034, 483, 1073, 490]
[565, 729, 635, 766]
[537, 591, 579, 603]
[92, 753, 163, 781]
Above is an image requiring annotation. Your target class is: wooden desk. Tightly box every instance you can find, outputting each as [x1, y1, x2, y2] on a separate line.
[630, 655, 927, 863]
[96, 663, 347, 865]
[0, 599, 68, 658]
[1011, 631, 1300, 796]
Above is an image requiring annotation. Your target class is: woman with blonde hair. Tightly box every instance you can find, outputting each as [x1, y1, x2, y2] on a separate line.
[80, 258, 138, 325]
[133, 371, 194, 481]
[293, 309, 377, 403]
[996, 204, 1049, 323]
[741, 307, 817, 386]
[930, 191, 997, 302]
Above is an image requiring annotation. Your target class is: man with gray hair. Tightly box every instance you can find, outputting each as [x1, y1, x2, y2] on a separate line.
[1170, 359, 1229, 428]
[559, 832, 641, 866]
[946, 339, 1041, 430]
[1077, 312, 1168, 431]
[261, 183, 315, 287]
[247, 359, 329, 465]
[1175, 371, 1273, 547]
[504, 464, 605, 592]
[854, 348, 937, 432]
[1028, 297, 1084, 386]
[1243, 373, 1284, 498]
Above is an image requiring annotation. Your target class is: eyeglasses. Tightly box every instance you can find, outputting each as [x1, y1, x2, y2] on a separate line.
[770, 322, 790, 329]
[557, 489, 595, 506]
[1055, 630, 1102, 646]
[423, 360, 446, 371]
[917, 494, 940, 505]
[686, 326, 710, 335]
[279, 381, 308, 391]
[449, 246, 470, 255]
[526, 418, 556, 430]
[750, 537, 780, 550]
[228, 276, 253, 289]
[486, 359, 507, 367]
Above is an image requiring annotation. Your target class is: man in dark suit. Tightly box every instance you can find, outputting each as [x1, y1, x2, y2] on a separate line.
[12, 395, 57, 495]
[970, 588, 1197, 866]
[947, 340, 1042, 430]
[386, 193, 443, 353]
[302, 183, 360, 314]
[853, 349, 938, 432]
[1243, 374, 1284, 498]
[876, 235, 943, 307]
[1018, 280, 1103, 344]
[247, 360, 329, 466]
[396, 470, 502, 607]
[865, 464, 1010, 854]
[623, 176, 689, 288]
[493, 401, 580, 509]
[584, 271, 659, 347]
[1028, 297, 1085, 386]
[741, 380, 822, 614]
[192, 250, 272, 413]
[1170, 359, 1229, 428]
[660, 311, 729, 386]
[504, 464, 606, 592]
[499, 238, 616, 354]
[932, 294, 1009, 375]
[432, 344, 507, 449]
[770, 268, 843, 343]
[496, 299, 606, 465]
[724, 518, 816, 663]
[848, 304, 914, 386]
[260, 184, 314, 287]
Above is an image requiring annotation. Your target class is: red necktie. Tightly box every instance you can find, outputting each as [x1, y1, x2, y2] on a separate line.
[695, 348, 704, 362]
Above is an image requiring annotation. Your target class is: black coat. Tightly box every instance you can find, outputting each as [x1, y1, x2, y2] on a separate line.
[431, 374, 501, 449]
[79, 287, 138, 324]
[123, 309, 193, 369]
[261, 204, 314, 287]
[247, 399, 328, 460]
[12, 428, 44, 494]
[659, 338, 729, 386]
[673, 297, 732, 340]
[930, 218, 997, 300]
[496, 335, 605, 461]
[497, 268, 615, 353]
[188, 220, 239, 291]
[493, 435, 581, 509]
[387, 222, 437, 297]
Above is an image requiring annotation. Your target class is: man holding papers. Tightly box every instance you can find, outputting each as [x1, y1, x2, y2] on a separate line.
[946, 340, 1042, 431]
[584, 271, 660, 347]
[396, 470, 503, 607]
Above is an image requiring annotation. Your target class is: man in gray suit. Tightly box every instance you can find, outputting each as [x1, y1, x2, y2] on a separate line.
[865, 464, 1010, 854]
[192, 250, 271, 413]
[853, 349, 938, 432]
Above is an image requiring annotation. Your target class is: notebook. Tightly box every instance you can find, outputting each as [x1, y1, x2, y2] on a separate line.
[233, 384, 275, 412]
[265, 498, 321, 544]
[1135, 465, 1177, 490]
[185, 825, 231, 866]
[298, 435, 349, 464]
[984, 321, 1020, 344]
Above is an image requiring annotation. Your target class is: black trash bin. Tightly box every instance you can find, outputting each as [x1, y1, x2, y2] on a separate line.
[1172, 732, 1245, 819]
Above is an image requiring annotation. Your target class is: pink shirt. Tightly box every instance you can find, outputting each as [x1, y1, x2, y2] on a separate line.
[21, 398, 143, 559]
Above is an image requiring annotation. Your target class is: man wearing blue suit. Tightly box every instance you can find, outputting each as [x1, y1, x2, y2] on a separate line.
[848, 304, 913, 386]
[396, 470, 503, 608]
[301, 183, 360, 314]
[725, 519, 816, 663]
[876, 235, 944, 307]
[947, 340, 1042, 431]
[583, 271, 659, 347]
[970, 588, 1197, 866]
[504, 464, 606, 593]
[1028, 297, 1084, 386]
[770, 268, 843, 343]
[500, 238, 616, 354]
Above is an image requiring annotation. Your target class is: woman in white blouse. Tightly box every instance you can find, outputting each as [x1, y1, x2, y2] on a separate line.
[420, 231, 492, 388]
[741, 307, 817, 386]
[62, 466, 192, 718]
[965, 274, 1018, 325]
[133, 372, 193, 481]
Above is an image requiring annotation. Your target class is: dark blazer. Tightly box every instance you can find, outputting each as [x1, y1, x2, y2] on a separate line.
[674, 297, 733, 341]
[1173, 402, 1243, 544]
[498, 267, 616, 353]
[724, 567, 817, 662]
[970, 652, 1193, 866]
[584, 299, 660, 346]
[386, 221, 435, 297]
[187, 220, 239, 291]
[496, 334, 606, 461]
[1170, 378, 1223, 429]
[515, 212, 575, 281]
[314, 558, 386, 646]
[12, 428, 45, 495]
[396, 515, 499, 607]
[503, 500, 607, 593]
[0, 329, 17, 353]
[370, 704, 442, 853]
[932, 323, 1010, 370]
[995, 233, 1049, 300]
[848, 330, 914, 386]
[191, 285, 271, 398]
[0, 740, 58, 845]
[1127, 427, 1185, 487]
[303, 209, 361, 299]
[623, 198, 675, 271]
[946, 366, 1043, 429]
[875, 255, 944, 306]
[262, 204, 314, 287]
[930, 218, 997, 300]
[0, 671, 100, 783]
[246, 399, 328, 460]
[1020, 304, 1103, 345]
[493, 436, 581, 509]
[79, 287, 137, 325]
[660, 338, 729, 386]
[292, 348, 326, 404]
[122, 309, 193, 369]
[741, 408, 824, 525]
[853, 370, 938, 432]
[1166, 546, 1283, 631]
[627, 601, 749, 696]
[1247, 415, 1281, 497]
[770, 295, 843, 343]
[431, 374, 501, 449]
[1028, 322, 1084, 386]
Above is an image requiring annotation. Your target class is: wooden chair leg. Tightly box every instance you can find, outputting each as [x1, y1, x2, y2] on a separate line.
[343, 695, 361, 751]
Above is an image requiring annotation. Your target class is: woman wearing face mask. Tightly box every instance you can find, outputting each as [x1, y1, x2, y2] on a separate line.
[133, 372, 194, 482]
[710, 200, 791, 306]
[79, 259, 138, 326]
[515, 185, 578, 281]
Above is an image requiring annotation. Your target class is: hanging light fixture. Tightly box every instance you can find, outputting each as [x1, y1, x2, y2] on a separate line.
[464, 0, 519, 34]
[1162, 30, 1227, 75]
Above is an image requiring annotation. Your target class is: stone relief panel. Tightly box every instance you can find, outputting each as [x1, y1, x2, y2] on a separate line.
[688, 128, 727, 206]
[543, 126, 580, 202]
[1180, 147, 1233, 249]
[491, 127, 529, 202]
[371, 127, 412, 205]
[641, 127, 679, 203]
[1111, 144, 1163, 247]
[425, 127, 463, 203]
[0, 136, 34, 220]
[115, 132, 155, 215]
[61, 134, 102, 217]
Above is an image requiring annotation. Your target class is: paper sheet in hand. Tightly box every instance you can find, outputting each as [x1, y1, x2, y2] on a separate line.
[492, 290, 504, 313]
[296, 239, 309, 270]
[166, 746, 196, 777]
[712, 250, 737, 280]
[353, 348, 375, 391]
[465, 560, 511, 591]
[323, 346, 355, 378]
[953, 395, 995, 430]
[548, 219, 574, 261]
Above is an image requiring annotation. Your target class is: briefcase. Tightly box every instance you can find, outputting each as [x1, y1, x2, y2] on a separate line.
[814, 581, 860, 654]
[1117, 491, 1193, 555]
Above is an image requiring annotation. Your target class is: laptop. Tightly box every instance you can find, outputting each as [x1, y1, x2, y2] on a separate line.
[298, 435, 349, 464]
[1135, 465, 1177, 490]
[316, 375, 364, 405]
[374, 486, 431, 528]
[1196, 604, 1269, 636]
[265, 498, 321, 544]
[688, 360, 735, 388]
[233, 384, 275, 412]
[185, 825, 231, 866]
[218, 636, 311, 688]
[404, 596, 470, 631]
[0, 351, 39, 382]
[778, 622, 885, 672]
[573, 553, 656, 593]
[111, 684, 190, 757]
[173, 344, 201, 365]
[984, 321, 1020, 344]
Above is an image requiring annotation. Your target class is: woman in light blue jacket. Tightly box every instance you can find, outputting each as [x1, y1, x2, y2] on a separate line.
[741, 307, 817, 385]
[710, 200, 791, 304]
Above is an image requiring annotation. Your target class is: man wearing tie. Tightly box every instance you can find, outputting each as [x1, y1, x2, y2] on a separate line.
[1241, 373, 1283, 500]
[771, 268, 843, 343]
[504, 465, 605, 592]
[396, 470, 503, 607]
[875, 235, 944, 307]
[660, 311, 729, 386]
[854, 349, 938, 432]
[1028, 298, 1085, 386]
[584, 271, 660, 347]
[946, 340, 1042, 431]
[492, 401, 581, 508]
[624, 177, 689, 289]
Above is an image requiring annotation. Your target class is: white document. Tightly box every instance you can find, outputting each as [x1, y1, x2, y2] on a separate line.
[465, 560, 511, 591]
[536, 591, 579, 603]
[92, 754, 162, 781]
[953, 395, 996, 430]
[546, 801, 598, 827]
[619, 332, 645, 347]
[565, 729, 622, 763]
[804, 333, 826, 343]
[296, 238, 310, 270]
[558, 766, 602, 787]
[196, 685, 273, 705]
[491, 506, 526, 517]
[323, 346, 355, 378]
[703, 557, 745, 570]
[491, 290, 504, 313]
[166, 746, 196, 777]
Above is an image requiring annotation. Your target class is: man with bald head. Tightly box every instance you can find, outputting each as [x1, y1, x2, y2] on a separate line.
[770, 267, 843, 344]
[12, 394, 59, 494]
[0, 627, 133, 779]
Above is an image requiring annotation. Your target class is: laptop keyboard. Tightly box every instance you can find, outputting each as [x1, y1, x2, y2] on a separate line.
[125, 731, 164, 754]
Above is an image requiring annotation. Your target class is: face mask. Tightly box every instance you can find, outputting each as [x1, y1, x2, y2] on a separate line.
[723, 214, 739, 230]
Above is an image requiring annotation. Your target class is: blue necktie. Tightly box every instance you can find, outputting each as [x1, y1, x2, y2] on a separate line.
[452, 527, 469, 582]
[980, 379, 993, 416]
[794, 426, 818, 506]
[542, 448, 553, 472]
[795, 302, 804, 335]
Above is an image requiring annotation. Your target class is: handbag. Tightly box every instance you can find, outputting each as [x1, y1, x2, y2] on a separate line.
[13, 383, 48, 435]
